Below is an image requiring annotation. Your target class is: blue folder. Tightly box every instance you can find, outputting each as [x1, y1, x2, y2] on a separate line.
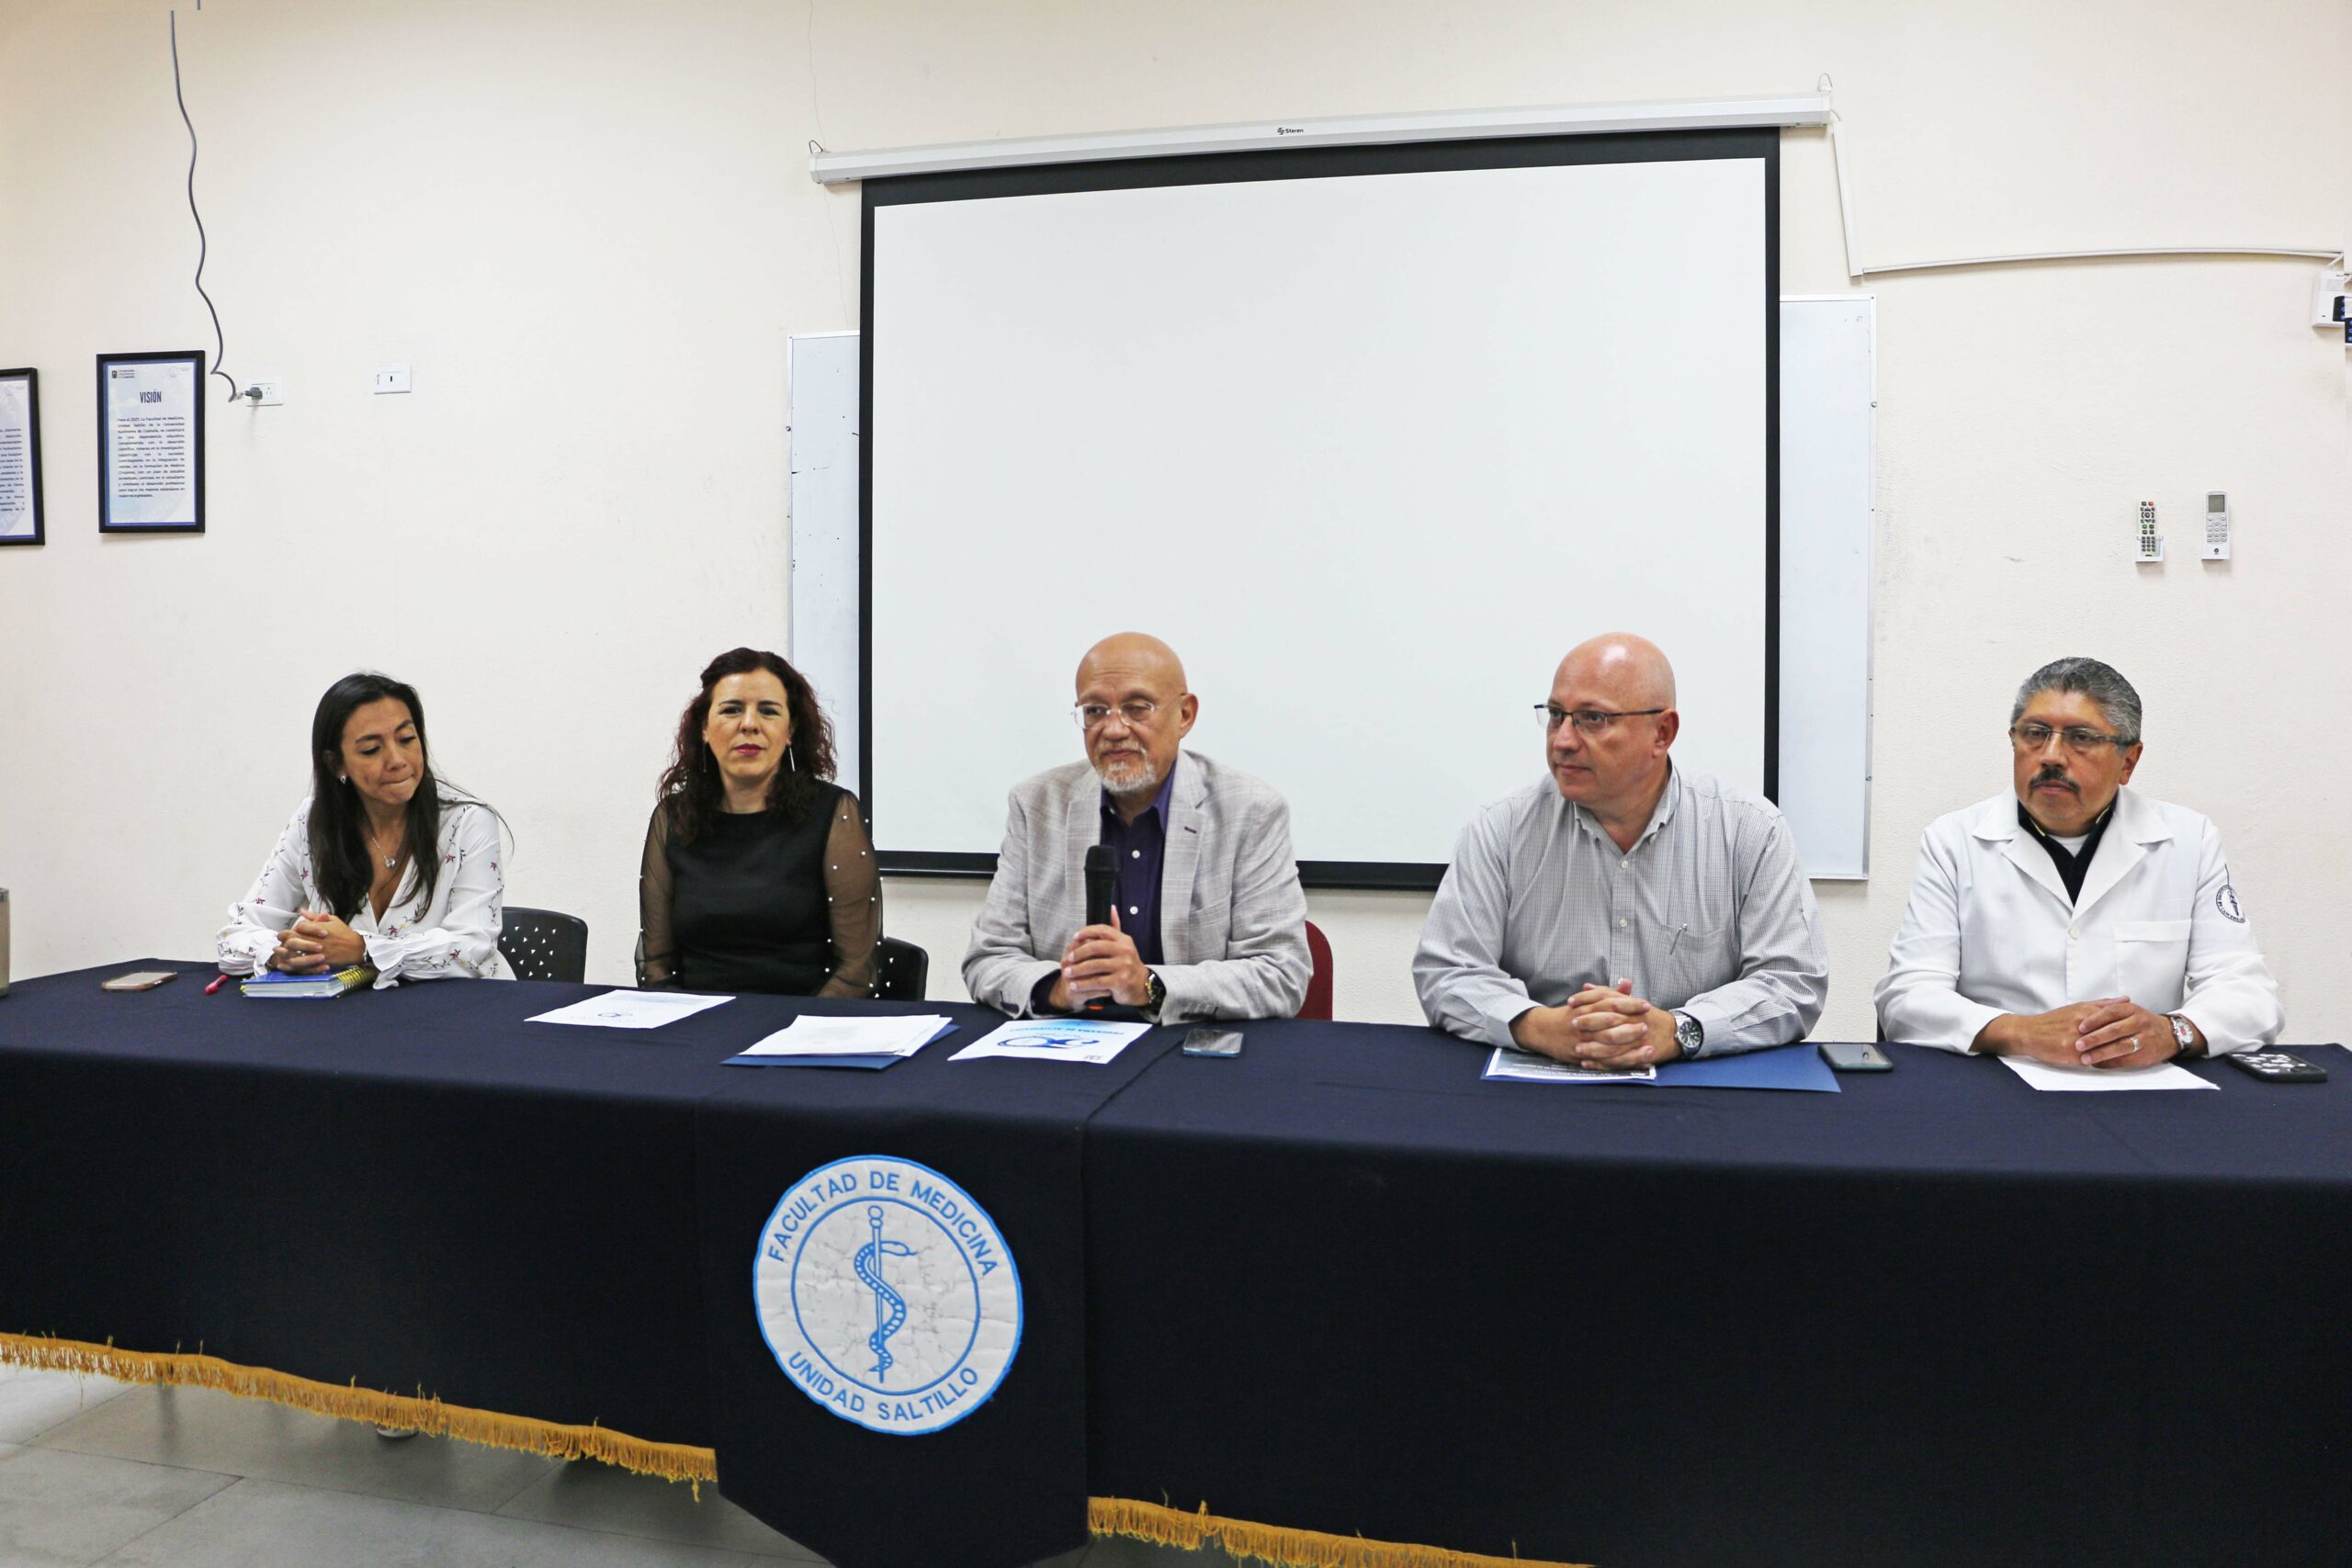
[1651, 1043, 1841, 1093]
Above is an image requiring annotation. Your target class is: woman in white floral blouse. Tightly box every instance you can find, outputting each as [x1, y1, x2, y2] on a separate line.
[216, 672, 506, 988]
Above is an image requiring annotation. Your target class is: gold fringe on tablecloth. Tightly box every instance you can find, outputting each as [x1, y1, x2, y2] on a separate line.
[4, 1333, 1588, 1565]
[1087, 1496, 1590, 1568]
[0, 1333, 716, 1494]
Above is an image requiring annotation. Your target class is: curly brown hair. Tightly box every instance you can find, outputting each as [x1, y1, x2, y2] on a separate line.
[655, 648, 838, 846]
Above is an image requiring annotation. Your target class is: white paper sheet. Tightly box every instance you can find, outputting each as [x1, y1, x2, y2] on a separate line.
[1997, 1055, 2218, 1092]
[1483, 1047, 1657, 1083]
[950, 1018, 1151, 1066]
[527, 990, 733, 1030]
[737, 1014, 954, 1058]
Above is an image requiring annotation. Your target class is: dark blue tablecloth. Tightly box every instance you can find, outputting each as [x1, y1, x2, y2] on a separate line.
[0, 961, 1163, 1568]
[1082, 1018, 2352, 1568]
[6, 963, 2346, 1568]
[690, 998, 1174, 1568]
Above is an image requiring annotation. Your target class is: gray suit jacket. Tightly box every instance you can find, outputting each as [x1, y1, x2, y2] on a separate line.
[961, 750, 1311, 1023]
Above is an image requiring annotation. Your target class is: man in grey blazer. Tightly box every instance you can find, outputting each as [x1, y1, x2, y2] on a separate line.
[962, 633, 1311, 1022]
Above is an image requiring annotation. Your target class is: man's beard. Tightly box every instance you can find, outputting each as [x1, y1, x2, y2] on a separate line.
[1095, 751, 1161, 798]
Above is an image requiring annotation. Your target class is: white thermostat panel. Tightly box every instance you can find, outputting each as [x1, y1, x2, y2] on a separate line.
[2202, 491, 2231, 560]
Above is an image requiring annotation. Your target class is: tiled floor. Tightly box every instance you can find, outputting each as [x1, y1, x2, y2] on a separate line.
[0, 1364, 1238, 1567]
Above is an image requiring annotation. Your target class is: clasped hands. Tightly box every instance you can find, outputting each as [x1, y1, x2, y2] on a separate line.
[1510, 978, 1680, 1070]
[1975, 997, 2187, 1069]
[1047, 908, 1152, 1012]
[268, 909, 368, 976]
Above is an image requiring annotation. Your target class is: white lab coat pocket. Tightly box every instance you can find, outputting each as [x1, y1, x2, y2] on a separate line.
[2114, 919, 2192, 1010]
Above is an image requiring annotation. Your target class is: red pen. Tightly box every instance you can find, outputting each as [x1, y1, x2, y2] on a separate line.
[205, 975, 229, 995]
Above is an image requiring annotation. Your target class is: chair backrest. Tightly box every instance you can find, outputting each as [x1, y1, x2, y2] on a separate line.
[1297, 919, 1334, 1021]
[501, 907, 589, 985]
[875, 936, 929, 1002]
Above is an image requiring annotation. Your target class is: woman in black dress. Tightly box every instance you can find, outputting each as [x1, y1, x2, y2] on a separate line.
[638, 648, 879, 996]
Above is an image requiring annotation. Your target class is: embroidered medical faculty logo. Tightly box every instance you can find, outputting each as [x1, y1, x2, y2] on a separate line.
[2216, 880, 2245, 923]
[752, 1156, 1021, 1436]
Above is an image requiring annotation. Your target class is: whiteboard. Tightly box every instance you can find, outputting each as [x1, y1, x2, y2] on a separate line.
[788, 295, 1874, 880]
[864, 141, 1773, 883]
[787, 332, 862, 778]
[1775, 297, 1876, 877]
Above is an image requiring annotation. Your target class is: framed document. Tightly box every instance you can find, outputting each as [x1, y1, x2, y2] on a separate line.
[0, 367, 42, 547]
[96, 350, 205, 535]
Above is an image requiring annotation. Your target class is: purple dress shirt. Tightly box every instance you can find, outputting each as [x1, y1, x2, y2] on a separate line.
[1098, 761, 1177, 967]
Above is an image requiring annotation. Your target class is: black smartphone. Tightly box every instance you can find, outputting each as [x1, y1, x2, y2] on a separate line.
[1182, 1028, 1244, 1058]
[2225, 1050, 2328, 1083]
[1818, 1041, 1893, 1072]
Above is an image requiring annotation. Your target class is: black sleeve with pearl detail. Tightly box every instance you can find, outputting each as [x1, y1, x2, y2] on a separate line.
[815, 792, 882, 999]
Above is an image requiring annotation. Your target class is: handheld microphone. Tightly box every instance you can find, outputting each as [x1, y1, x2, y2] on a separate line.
[1084, 843, 1115, 929]
[1081, 845, 1115, 1013]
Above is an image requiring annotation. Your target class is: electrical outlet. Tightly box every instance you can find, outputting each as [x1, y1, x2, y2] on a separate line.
[374, 366, 413, 395]
[248, 378, 284, 407]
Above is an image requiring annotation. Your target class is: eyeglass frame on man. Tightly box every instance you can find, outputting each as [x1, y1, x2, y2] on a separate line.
[2008, 720, 2132, 756]
[1073, 699, 1164, 731]
[1535, 704, 1668, 737]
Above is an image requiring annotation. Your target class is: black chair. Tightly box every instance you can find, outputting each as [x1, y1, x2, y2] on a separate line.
[875, 936, 929, 1001]
[501, 907, 589, 984]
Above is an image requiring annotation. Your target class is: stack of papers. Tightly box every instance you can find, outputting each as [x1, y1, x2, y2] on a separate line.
[727, 1014, 957, 1070]
[528, 991, 733, 1030]
[1483, 1047, 1657, 1083]
[949, 1018, 1152, 1066]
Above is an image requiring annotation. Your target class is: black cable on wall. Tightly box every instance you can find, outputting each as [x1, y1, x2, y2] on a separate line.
[169, 10, 240, 401]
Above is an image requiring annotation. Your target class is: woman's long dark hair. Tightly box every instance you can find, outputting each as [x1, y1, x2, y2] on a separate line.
[307, 672, 469, 921]
[656, 648, 837, 846]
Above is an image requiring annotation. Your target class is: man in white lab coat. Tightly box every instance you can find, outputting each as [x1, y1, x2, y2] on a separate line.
[1875, 657, 2281, 1066]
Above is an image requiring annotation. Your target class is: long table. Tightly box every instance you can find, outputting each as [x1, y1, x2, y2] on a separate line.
[3, 961, 2346, 1568]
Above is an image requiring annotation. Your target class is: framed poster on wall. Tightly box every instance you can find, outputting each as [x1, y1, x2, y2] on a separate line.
[96, 350, 204, 535]
[0, 367, 42, 547]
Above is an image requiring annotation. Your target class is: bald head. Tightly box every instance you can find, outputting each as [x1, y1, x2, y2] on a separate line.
[1077, 632, 1187, 694]
[1555, 633, 1676, 711]
[1075, 633, 1197, 803]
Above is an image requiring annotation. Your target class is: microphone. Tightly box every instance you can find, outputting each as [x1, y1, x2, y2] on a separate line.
[1084, 844, 1115, 929]
[1081, 845, 1115, 1013]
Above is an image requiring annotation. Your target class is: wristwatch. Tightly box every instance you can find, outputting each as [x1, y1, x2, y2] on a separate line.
[1143, 969, 1168, 1017]
[2167, 1013, 2199, 1058]
[1672, 1010, 1703, 1061]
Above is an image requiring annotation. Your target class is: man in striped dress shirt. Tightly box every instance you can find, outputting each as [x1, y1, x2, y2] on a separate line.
[1413, 633, 1827, 1067]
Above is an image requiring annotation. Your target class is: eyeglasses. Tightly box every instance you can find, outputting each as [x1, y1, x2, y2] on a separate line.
[1073, 700, 1161, 731]
[1535, 705, 1667, 736]
[2009, 721, 2129, 755]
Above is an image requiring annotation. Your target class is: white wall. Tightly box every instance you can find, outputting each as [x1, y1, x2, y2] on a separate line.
[3, 0, 2346, 1041]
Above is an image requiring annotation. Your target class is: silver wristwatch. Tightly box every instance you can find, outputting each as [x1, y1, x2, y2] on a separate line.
[1672, 1010, 1703, 1061]
[2167, 1013, 2198, 1058]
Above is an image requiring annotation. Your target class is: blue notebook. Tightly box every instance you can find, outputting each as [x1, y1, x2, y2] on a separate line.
[242, 966, 374, 999]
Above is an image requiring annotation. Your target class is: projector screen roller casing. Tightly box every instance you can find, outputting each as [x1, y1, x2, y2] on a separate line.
[863, 130, 1777, 887]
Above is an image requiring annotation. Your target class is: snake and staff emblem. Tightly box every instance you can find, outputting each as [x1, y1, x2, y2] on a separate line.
[756, 1156, 1023, 1435]
[855, 1204, 918, 1382]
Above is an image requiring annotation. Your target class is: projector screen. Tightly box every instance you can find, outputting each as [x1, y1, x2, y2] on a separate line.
[863, 130, 1776, 886]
